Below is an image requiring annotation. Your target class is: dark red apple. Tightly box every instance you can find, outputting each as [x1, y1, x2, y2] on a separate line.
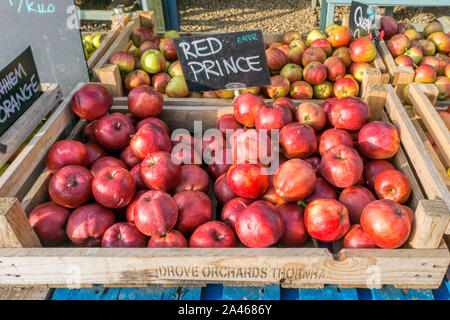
[49, 165, 93, 208]
[136, 117, 170, 135]
[233, 92, 266, 127]
[128, 85, 164, 118]
[126, 189, 147, 223]
[46, 140, 89, 173]
[255, 103, 293, 132]
[302, 47, 327, 66]
[130, 124, 172, 160]
[363, 160, 396, 190]
[329, 97, 370, 131]
[66, 203, 116, 247]
[221, 197, 254, 231]
[174, 165, 209, 194]
[227, 163, 270, 199]
[207, 148, 232, 180]
[311, 38, 332, 56]
[147, 230, 188, 248]
[358, 121, 400, 159]
[279, 123, 317, 159]
[273, 159, 316, 201]
[217, 114, 243, 136]
[262, 175, 287, 206]
[83, 121, 97, 142]
[173, 190, 212, 235]
[71, 83, 113, 121]
[374, 169, 411, 204]
[304, 156, 321, 177]
[276, 203, 307, 247]
[319, 128, 354, 156]
[101, 222, 148, 248]
[321, 145, 363, 188]
[215, 172, 237, 204]
[302, 61, 327, 85]
[343, 224, 377, 248]
[84, 142, 107, 166]
[92, 167, 135, 208]
[290, 81, 313, 99]
[296, 102, 326, 133]
[120, 146, 140, 168]
[304, 177, 337, 203]
[266, 47, 289, 71]
[324, 56, 346, 81]
[189, 221, 236, 248]
[131, 27, 156, 47]
[380, 16, 398, 40]
[339, 186, 376, 224]
[28, 202, 71, 245]
[94, 113, 135, 152]
[304, 199, 350, 242]
[90, 156, 127, 176]
[140, 151, 181, 191]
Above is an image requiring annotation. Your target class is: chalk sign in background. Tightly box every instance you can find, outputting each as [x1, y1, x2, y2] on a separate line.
[349, 1, 381, 38]
[0, 0, 89, 96]
[173, 30, 271, 92]
[0, 46, 41, 139]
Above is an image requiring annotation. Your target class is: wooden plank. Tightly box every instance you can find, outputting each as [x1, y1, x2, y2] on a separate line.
[370, 286, 434, 300]
[52, 286, 120, 300]
[94, 64, 124, 97]
[0, 83, 61, 168]
[360, 68, 388, 99]
[0, 198, 41, 248]
[119, 286, 178, 300]
[363, 84, 387, 121]
[137, 11, 156, 35]
[87, 29, 120, 71]
[0, 287, 52, 300]
[297, 285, 358, 300]
[223, 285, 280, 300]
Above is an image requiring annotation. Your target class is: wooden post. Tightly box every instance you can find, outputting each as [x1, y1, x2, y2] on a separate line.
[363, 83, 388, 121]
[407, 200, 450, 249]
[136, 10, 156, 35]
[111, 13, 131, 31]
[360, 68, 385, 99]
[94, 64, 124, 97]
[393, 66, 415, 99]
[0, 198, 41, 248]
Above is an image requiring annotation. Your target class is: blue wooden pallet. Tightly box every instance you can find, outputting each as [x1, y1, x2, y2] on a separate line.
[51, 277, 449, 300]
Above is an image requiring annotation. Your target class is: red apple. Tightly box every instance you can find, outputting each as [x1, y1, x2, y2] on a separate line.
[321, 144, 363, 188]
[328, 26, 353, 47]
[174, 165, 209, 194]
[343, 224, 377, 248]
[415, 64, 437, 83]
[279, 123, 317, 159]
[363, 160, 396, 190]
[422, 56, 446, 76]
[136, 117, 170, 135]
[333, 77, 359, 99]
[109, 51, 134, 72]
[46, 140, 89, 173]
[360, 199, 411, 248]
[419, 39, 436, 56]
[94, 113, 135, 152]
[304, 177, 337, 203]
[131, 27, 156, 47]
[217, 114, 243, 136]
[358, 121, 400, 159]
[290, 80, 313, 99]
[148, 230, 188, 248]
[49, 165, 93, 208]
[350, 37, 376, 62]
[85, 143, 107, 167]
[276, 203, 307, 247]
[189, 221, 236, 248]
[126, 189, 147, 223]
[428, 32, 450, 54]
[230, 128, 272, 165]
[321, 97, 338, 124]
[130, 124, 172, 160]
[151, 72, 171, 93]
[332, 47, 352, 67]
[101, 222, 148, 248]
[273, 97, 296, 117]
[395, 55, 414, 67]
[227, 163, 269, 199]
[92, 167, 135, 208]
[128, 85, 164, 118]
[71, 84, 113, 121]
[404, 47, 423, 65]
[304, 156, 321, 177]
[397, 22, 415, 34]
[215, 172, 237, 204]
[235, 200, 284, 248]
[255, 103, 293, 132]
[283, 30, 302, 44]
[387, 34, 410, 57]
[339, 186, 376, 224]
[266, 75, 291, 99]
[266, 47, 289, 71]
[28, 202, 71, 245]
[319, 128, 353, 156]
[221, 197, 254, 231]
[324, 56, 346, 81]
[374, 169, 411, 204]
[303, 61, 327, 85]
[311, 39, 332, 56]
[66, 203, 116, 247]
[140, 151, 181, 191]
[380, 16, 398, 40]
[90, 156, 127, 176]
[124, 70, 151, 91]
[329, 97, 370, 131]
[207, 148, 232, 180]
[173, 190, 212, 235]
[120, 146, 140, 168]
[435, 77, 450, 100]
[83, 121, 97, 142]
[233, 92, 266, 127]
[159, 37, 177, 61]
[138, 40, 158, 56]
[296, 102, 326, 133]
[302, 47, 327, 66]
[273, 159, 316, 202]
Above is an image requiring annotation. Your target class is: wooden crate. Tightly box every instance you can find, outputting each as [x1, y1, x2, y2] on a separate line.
[92, 15, 389, 100]
[403, 83, 450, 235]
[377, 40, 450, 108]
[0, 82, 448, 289]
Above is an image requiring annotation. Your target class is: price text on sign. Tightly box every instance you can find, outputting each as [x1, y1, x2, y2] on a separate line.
[173, 30, 271, 92]
[0, 46, 41, 136]
[349, 1, 380, 38]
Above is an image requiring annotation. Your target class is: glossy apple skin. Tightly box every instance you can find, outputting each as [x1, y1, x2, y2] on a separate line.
[233, 92, 266, 127]
[304, 177, 337, 203]
[303, 61, 327, 85]
[94, 113, 135, 152]
[332, 47, 352, 67]
[130, 124, 172, 160]
[266, 75, 290, 99]
[159, 37, 177, 60]
[302, 47, 327, 66]
[101, 222, 148, 248]
[374, 169, 411, 204]
[328, 26, 353, 47]
[280, 63, 303, 83]
[148, 230, 188, 248]
[84, 143, 108, 167]
[349, 37, 376, 62]
[262, 175, 287, 206]
[255, 103, 293, 132]
[266, 47, 289, 71]
[290, 81, 313, 99]
[49, 165, 93, 208]
[276, 203, 307, 247]
[333, 77, 359, 98]
[119, 146, 140, 168]
[358, 121, 400, 159]
[387, 34, 410, 57]
[414, 64, 437, 83]
[305, 199, 350, 242]
[128, 85, 164, 119]
[324, 56, 346, 81]
[134, 190, 178, 236]
[227, 163, 269, 199]
[339, 186, 376, 224]
[28, 202, 71, 245]
[320, 145, 364, 188]
[311, 39, 332, 56]
[71, 84, 113, 121]
[230, 128, 272, 165]
[360, 199, 411, 248]
[235, 200, 284, 248]
[279, 123, 317, 159]
[83, 121, 97, 142]
[173, 190, 212, 235]
[363, 160, 396, 190]
[215, 173, 237, 204]
[46, 140, 89, 173]
[151, 73, 171, 93]
[189, 221, 236, 248]
[136, 117, 170, 135]
[329, 97, 370, 131]
[273, 97, 296, 117]
[319, 128, 353, 156]
[296, 102, 326, 133]
[126, 189, 147, 223]
[221, 198, 254, 231]
[380, 16, 398, 40]
[343, 224, 377, 248]
[66, 203, 116, 247]
[131, 27, 156, 47]
[140, 151, 181, 191]
[90, 156, 127, 176]
[395, 55, 414, 67]
[304, 157, 321, 177]
[92, 167, 135, 208]
[421, 56, 445, 75]
[274, 159, 316, 202]
[174, 165, 209, 194]
[207, 148, 232, 181]
[217, 114, 243, 136]
[321, 98, 338, 125]
[428, 32, 450, 54]
[124, 70, 151, 92]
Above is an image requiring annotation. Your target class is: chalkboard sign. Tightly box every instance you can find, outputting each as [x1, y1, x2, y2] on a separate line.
[349, 1, 380, 38]
[173, 30, 271, 92]
[0, 47, 41, 137]
[0, 1, 89, 96]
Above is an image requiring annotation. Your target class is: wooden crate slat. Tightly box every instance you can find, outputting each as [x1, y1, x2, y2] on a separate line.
[0, 287, 52, 300]
[222, 285, 280, 300]
[87, 29, 121, 71]
[0, 83, 61, 168]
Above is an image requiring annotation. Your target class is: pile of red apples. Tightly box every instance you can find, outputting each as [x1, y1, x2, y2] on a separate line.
[29, 82, 415, 250]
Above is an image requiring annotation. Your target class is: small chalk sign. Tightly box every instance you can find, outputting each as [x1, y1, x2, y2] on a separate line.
[0, 46, 41, 140]
[349, 1, 380, 38]
[173, 30, 271, 92]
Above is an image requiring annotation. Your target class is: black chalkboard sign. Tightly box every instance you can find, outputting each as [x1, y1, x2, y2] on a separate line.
[173, 30, 271, 92]
[0, 47, 41, 138]
[349, 1, 380, 38]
